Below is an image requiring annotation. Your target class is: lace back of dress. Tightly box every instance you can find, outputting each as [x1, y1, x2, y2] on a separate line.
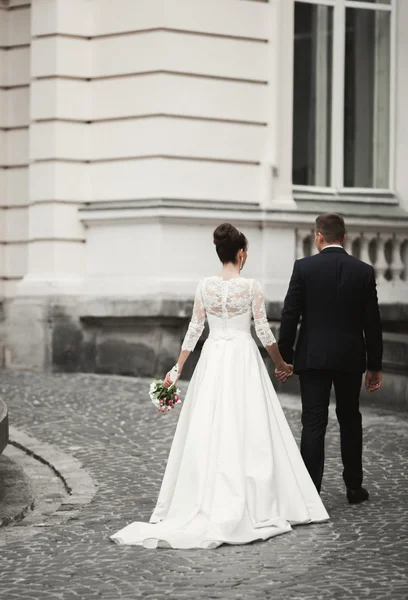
[181, 276, 276, 351]
[201, 277, 253, 320]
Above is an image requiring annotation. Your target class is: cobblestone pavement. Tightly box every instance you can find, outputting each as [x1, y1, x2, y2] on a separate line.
[0, 372, 407, 600]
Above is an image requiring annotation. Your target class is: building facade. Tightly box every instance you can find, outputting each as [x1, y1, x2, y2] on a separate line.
[0, 0, 407, 390]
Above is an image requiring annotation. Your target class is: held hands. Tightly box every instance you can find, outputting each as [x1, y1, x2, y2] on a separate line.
[275, 362, 294, 384]
[365, 370, 382, 393]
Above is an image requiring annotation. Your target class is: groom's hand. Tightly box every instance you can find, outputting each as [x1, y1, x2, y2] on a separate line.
[275, 363, 293, 384]
[365, 370, 382, 393]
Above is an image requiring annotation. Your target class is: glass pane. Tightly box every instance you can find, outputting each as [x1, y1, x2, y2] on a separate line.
[347, 1, 390, 4]
[293, 3, 333, 186]
[344, 8, 391, 188]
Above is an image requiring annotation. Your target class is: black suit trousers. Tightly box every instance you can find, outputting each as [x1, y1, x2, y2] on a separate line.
[299, 370, 363, 493]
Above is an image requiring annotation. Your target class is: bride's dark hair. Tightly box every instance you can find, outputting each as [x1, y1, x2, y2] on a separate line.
[213, 223, 248, 264]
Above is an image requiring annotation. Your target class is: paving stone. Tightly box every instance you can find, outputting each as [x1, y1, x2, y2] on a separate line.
[0, 371, 407, 599]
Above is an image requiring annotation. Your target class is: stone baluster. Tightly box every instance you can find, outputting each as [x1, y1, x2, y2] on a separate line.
[374, 233, 390, 282]
[296, 229, 312, 259]
[343, 232, 356, 256]
[311, 229, 319, 255]
[390, 234, 406, 281]
[360, 232, 374, 267]
[401, 237, 408, 281]
[296, 229, 304, 259]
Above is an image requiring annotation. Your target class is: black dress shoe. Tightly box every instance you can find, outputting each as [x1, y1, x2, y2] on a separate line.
[347, 487, 369, 504]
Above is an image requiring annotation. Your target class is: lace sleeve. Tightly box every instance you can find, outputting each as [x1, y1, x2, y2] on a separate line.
[251, 279, 276, 347]
[181, 281, 206, 352]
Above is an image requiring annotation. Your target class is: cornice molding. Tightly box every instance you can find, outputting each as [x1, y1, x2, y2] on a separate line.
[78, 198, 408, 231]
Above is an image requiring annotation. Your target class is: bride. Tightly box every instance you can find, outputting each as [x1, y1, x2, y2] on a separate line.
[111, 223, 329, 549]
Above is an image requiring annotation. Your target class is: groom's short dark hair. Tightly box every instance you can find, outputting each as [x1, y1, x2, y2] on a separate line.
[315, 214, 346, 243]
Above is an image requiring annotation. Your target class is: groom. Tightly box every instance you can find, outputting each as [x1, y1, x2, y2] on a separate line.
[277, 214, 383, 503]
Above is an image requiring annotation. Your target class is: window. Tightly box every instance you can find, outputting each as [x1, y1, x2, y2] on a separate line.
[293, 0, 394, 192]
[293, 4, 333, 187]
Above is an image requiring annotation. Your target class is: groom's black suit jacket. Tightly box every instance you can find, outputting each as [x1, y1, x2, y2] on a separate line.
[278, 247, 383, 374]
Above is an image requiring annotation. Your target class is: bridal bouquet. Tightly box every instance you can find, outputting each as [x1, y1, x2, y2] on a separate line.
[149, 366, 181, 413]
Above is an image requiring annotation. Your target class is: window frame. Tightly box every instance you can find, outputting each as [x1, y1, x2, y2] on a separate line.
[292, 0, 396, 197]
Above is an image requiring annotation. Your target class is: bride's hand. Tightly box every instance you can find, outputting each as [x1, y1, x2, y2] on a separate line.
[275, 362, 293, 383]
[164, 370, 180, 389]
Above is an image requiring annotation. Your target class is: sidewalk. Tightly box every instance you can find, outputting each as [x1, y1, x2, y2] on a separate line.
[0, 371, 407, 600]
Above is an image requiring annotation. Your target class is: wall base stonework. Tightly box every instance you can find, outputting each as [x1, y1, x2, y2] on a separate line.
[4, 297, 200, 377]
[4, 296, 408, 410]
[5, 298, 52, 372]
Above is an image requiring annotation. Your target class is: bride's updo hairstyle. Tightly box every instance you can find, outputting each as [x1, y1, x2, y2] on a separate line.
[213, 223, 248, 264]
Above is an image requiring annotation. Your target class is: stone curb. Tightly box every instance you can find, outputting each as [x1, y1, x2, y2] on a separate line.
[0, 398, 9, 455]
[1, 502, 34, 528]
[9, 426, 98, 513]
[0, 454, 35, 528]
[1, 503, 34, 528]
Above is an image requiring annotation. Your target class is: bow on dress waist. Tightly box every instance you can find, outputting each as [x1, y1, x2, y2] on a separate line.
[208, 330, 252, 342]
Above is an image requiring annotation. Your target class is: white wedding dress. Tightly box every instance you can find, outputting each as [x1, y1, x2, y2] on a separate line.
[111, 277, 329, 549]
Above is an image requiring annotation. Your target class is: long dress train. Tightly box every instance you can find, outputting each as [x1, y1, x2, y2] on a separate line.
[110, 277, 329, 549]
